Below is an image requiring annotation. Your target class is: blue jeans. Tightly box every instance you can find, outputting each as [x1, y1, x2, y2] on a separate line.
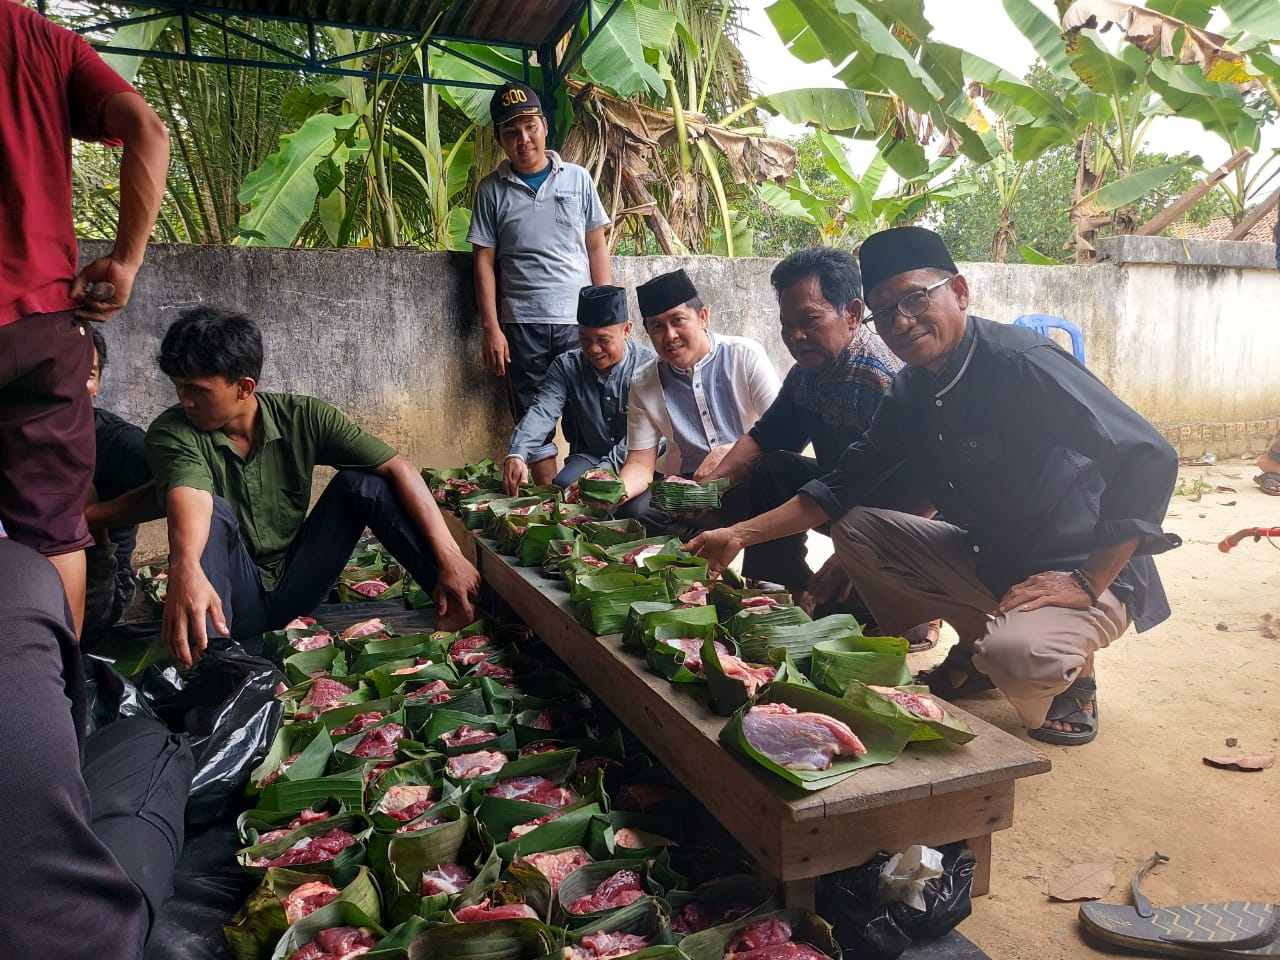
[201, 470, 440, 641]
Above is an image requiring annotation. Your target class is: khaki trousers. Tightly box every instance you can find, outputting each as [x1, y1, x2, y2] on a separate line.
[831, 507, 1130, 729]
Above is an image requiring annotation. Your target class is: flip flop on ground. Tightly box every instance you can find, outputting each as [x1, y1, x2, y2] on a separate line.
[1255, 472, 1280, 496]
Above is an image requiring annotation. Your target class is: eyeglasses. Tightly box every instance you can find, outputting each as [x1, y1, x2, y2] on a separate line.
[863, 275, 953, 330]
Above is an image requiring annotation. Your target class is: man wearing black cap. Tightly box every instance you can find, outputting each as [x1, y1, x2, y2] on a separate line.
[690, 227, 1180, 747]
[616, 268, 780, 522]
[469, 82, 613, 486]
[502, 285, 654, 512]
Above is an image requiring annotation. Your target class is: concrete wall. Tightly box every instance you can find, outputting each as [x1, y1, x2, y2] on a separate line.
[87, 236, 1280, 512]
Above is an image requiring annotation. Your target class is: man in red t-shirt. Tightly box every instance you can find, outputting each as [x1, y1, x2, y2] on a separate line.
[0, 0, 169, 635]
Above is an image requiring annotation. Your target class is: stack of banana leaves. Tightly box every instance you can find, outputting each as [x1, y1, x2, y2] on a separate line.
[425, 459, 978, 794]
[222, 606, 856, 960]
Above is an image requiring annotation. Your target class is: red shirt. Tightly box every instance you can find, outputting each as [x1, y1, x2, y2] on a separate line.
[0, 2, 136, 326]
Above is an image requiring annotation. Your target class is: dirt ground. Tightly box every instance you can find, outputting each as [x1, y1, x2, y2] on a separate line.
[811, 463, 1280, 959]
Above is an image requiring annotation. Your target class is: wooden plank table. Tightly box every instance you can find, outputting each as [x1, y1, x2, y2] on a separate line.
[460, 530, 1050, 909]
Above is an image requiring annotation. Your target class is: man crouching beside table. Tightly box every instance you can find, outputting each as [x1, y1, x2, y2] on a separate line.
[690, 227, 1180, 747]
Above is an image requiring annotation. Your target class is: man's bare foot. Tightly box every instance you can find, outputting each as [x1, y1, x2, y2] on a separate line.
[903, 619, 941, 652]
[1029, 673, 1098, 745]
[1041, 697, 1095, 734]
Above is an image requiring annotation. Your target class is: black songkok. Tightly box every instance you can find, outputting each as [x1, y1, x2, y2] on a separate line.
[577, 285, 629, 328]
[636, 268, 698, 318]
[858, 226, 958, 297]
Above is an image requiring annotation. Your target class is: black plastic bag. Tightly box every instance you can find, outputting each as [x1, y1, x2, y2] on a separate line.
[818, 843, 976, 960]
[147, 645, 285, 826]
[82, 654, 163, 736]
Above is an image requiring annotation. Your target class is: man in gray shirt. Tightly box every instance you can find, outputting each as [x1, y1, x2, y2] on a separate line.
[502, 285, 654, 524]
[469, 82, 612, 485]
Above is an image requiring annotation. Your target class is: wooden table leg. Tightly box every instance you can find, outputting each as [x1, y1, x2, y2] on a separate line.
[965, 833, 992, 897]
[780, 876, 817, 911]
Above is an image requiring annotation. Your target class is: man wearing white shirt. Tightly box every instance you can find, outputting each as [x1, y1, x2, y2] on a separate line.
[617, 268, 781, 534]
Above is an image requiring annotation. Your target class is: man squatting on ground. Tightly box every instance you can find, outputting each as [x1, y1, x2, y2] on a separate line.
[469, 81, 612, 485]
[90, 307, 481, 667]
[691, 227, 1181, 747]
[502, 284, 657, 520]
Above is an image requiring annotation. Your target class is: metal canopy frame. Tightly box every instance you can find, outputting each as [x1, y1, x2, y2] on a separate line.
[39, 0, 624, 135]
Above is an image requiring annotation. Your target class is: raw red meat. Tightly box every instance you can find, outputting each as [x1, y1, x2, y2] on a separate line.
[396, 813, 446, 834]
[579, 555, 608, 569]
[518, 740, 562, 757]
[441, 725, 498, 749]
[526, 709, 555, 730]
[677, 582, 710, 605]
[486, 776, 577, 807]
[285, 616, 317, 630]
[613, 827, 672, 850]
[332, 711, 384, 736]
[868, 685, 945, 721]
[445, 750, 508, 780]
[373, 784, 435, 822]
[739, 596, 781, 612]
[350, 580, 389, 598]
[670, 901, 752, 935]
[338, 618, 387, 642]
[727, 918, 791, 953]
[518, 847, 592, 895]
[363, 761, 397, 787]
[405, 679, 452, 703]
[731, 946, 831, 960]
[254, 828, 357, 868]
[281, 880, 340, 923]
[566, 932, 651, 960]
[719, 655, 777, 696]
[582, 468, 614, 481]
[507, 810, 563, 840]
[567, 869, 645, 914]
[257, 808, 331, 844]
[296, 677, 354, 719]
[260, 752, 301, 787]
[420, 863, 474, 896]
[288, 926, 378, 960]
[349, 722, 405, 759]
[742, 703, 866, 771]
[475, 661, 515, 680]
[290, 631, 334, 652]
[391, 659, 436, 676]
[455, 899, 538, 922]
[449, 634, 495, 666]
[622, 544, 663, 566]
[659, 637, 729, 676]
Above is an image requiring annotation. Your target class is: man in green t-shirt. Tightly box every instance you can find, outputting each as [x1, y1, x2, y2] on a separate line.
[140, 307, 480, 667]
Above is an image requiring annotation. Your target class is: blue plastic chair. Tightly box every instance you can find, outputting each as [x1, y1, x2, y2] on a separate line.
[1014, 314, 1086, 364]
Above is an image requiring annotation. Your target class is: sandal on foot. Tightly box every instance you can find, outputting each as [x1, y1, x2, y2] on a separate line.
[1029, 675, 1098, 746]
[1255, 472, 1280, 496]
[1080, 851, 1280, 958]
[905, 619, 941, 653]
[917, 645, 995, 699]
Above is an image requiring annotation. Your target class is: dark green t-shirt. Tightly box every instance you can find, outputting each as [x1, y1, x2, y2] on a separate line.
[145, 392, 396, 588]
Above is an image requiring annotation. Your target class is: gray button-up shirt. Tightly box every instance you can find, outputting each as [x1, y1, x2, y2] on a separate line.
[508, 340, 655, 467]
[467, 150, 611, 325]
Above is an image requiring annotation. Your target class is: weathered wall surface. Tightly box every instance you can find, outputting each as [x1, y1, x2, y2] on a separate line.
[86, 236, 1279, 479]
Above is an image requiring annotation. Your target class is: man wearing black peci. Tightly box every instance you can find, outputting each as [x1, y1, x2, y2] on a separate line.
[691, 227, 1180, 746]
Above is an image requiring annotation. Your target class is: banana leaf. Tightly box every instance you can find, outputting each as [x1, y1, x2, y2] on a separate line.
[237, 802, 346, 847]
[621, 602, 678, 652]
[507, 843, 596, 923]
[664, 875, 775, 940]
[678, 909, 840, 960]
[517, 524, 574, 567]
[465, 496, 540, 531]
[422, 711, 518, 757]
[381, 812, 488, 924]
[577, 467, 627, 505]
[406, 684, 488, 728]
[568, 571, 652, 605]
[702, 639, 786, 717]
[580, 581, 673, 635]
[542, 537, 607, 578]
[555, 859, 670, 928]
[843, 681, 976, 746]
[351, 634, 449, 674]
[364, 660, 457, 700]
[267, 900, 385, 960]
[736, 615, 863, 670]
[337, 575, 405, 603]
[371, 802, 469, 881]
[250, 723, 332, 794]
[725, 604, 810, 640]
[279, 675, 367, 720]
[224, 865, 380, 960]
[263, 623, 336, 663]
[256, 768, 369, 815]
[460, 492, 513, 528]
[409, 915, 556, 960]
[562, 561, 636, 594]
[459, 747, 580, 797]
[497, 511, 557, 554]
[316, 696, 403, 734]
[808, 635, 911, 696]
[364, 917, 432, 960]
[555, 896, 676, 953]
[579, 519, 646, 547]
[585, 812, 678, 862]
[135, 563, 169, 604]
[603, 536, 683, 567]
[284, 646, 349, 687]
[489, 497, 554, 533]
[711, 580, 792, 621]
[551, 499, 592, 524]
[237, 813, 371, 879]
[634, 605, 720, 654]
[648, 477, 728, 513]
[719, 682, 914, 791]
[646, 623, 732, 684]
[488, 798, 604, 864]
[405, 577, 432, 610]
[331, 710, 420, 772]
[365, 760, 442, 830]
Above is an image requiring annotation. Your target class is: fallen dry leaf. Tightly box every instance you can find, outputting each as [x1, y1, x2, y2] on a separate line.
[1220, 500, 1238, 506]
[1048, 862, 1115, 902]
[1226, 737, 1239, 748]
[1216, 486, 1237, 493]
[1203, 754, 1275, 772]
